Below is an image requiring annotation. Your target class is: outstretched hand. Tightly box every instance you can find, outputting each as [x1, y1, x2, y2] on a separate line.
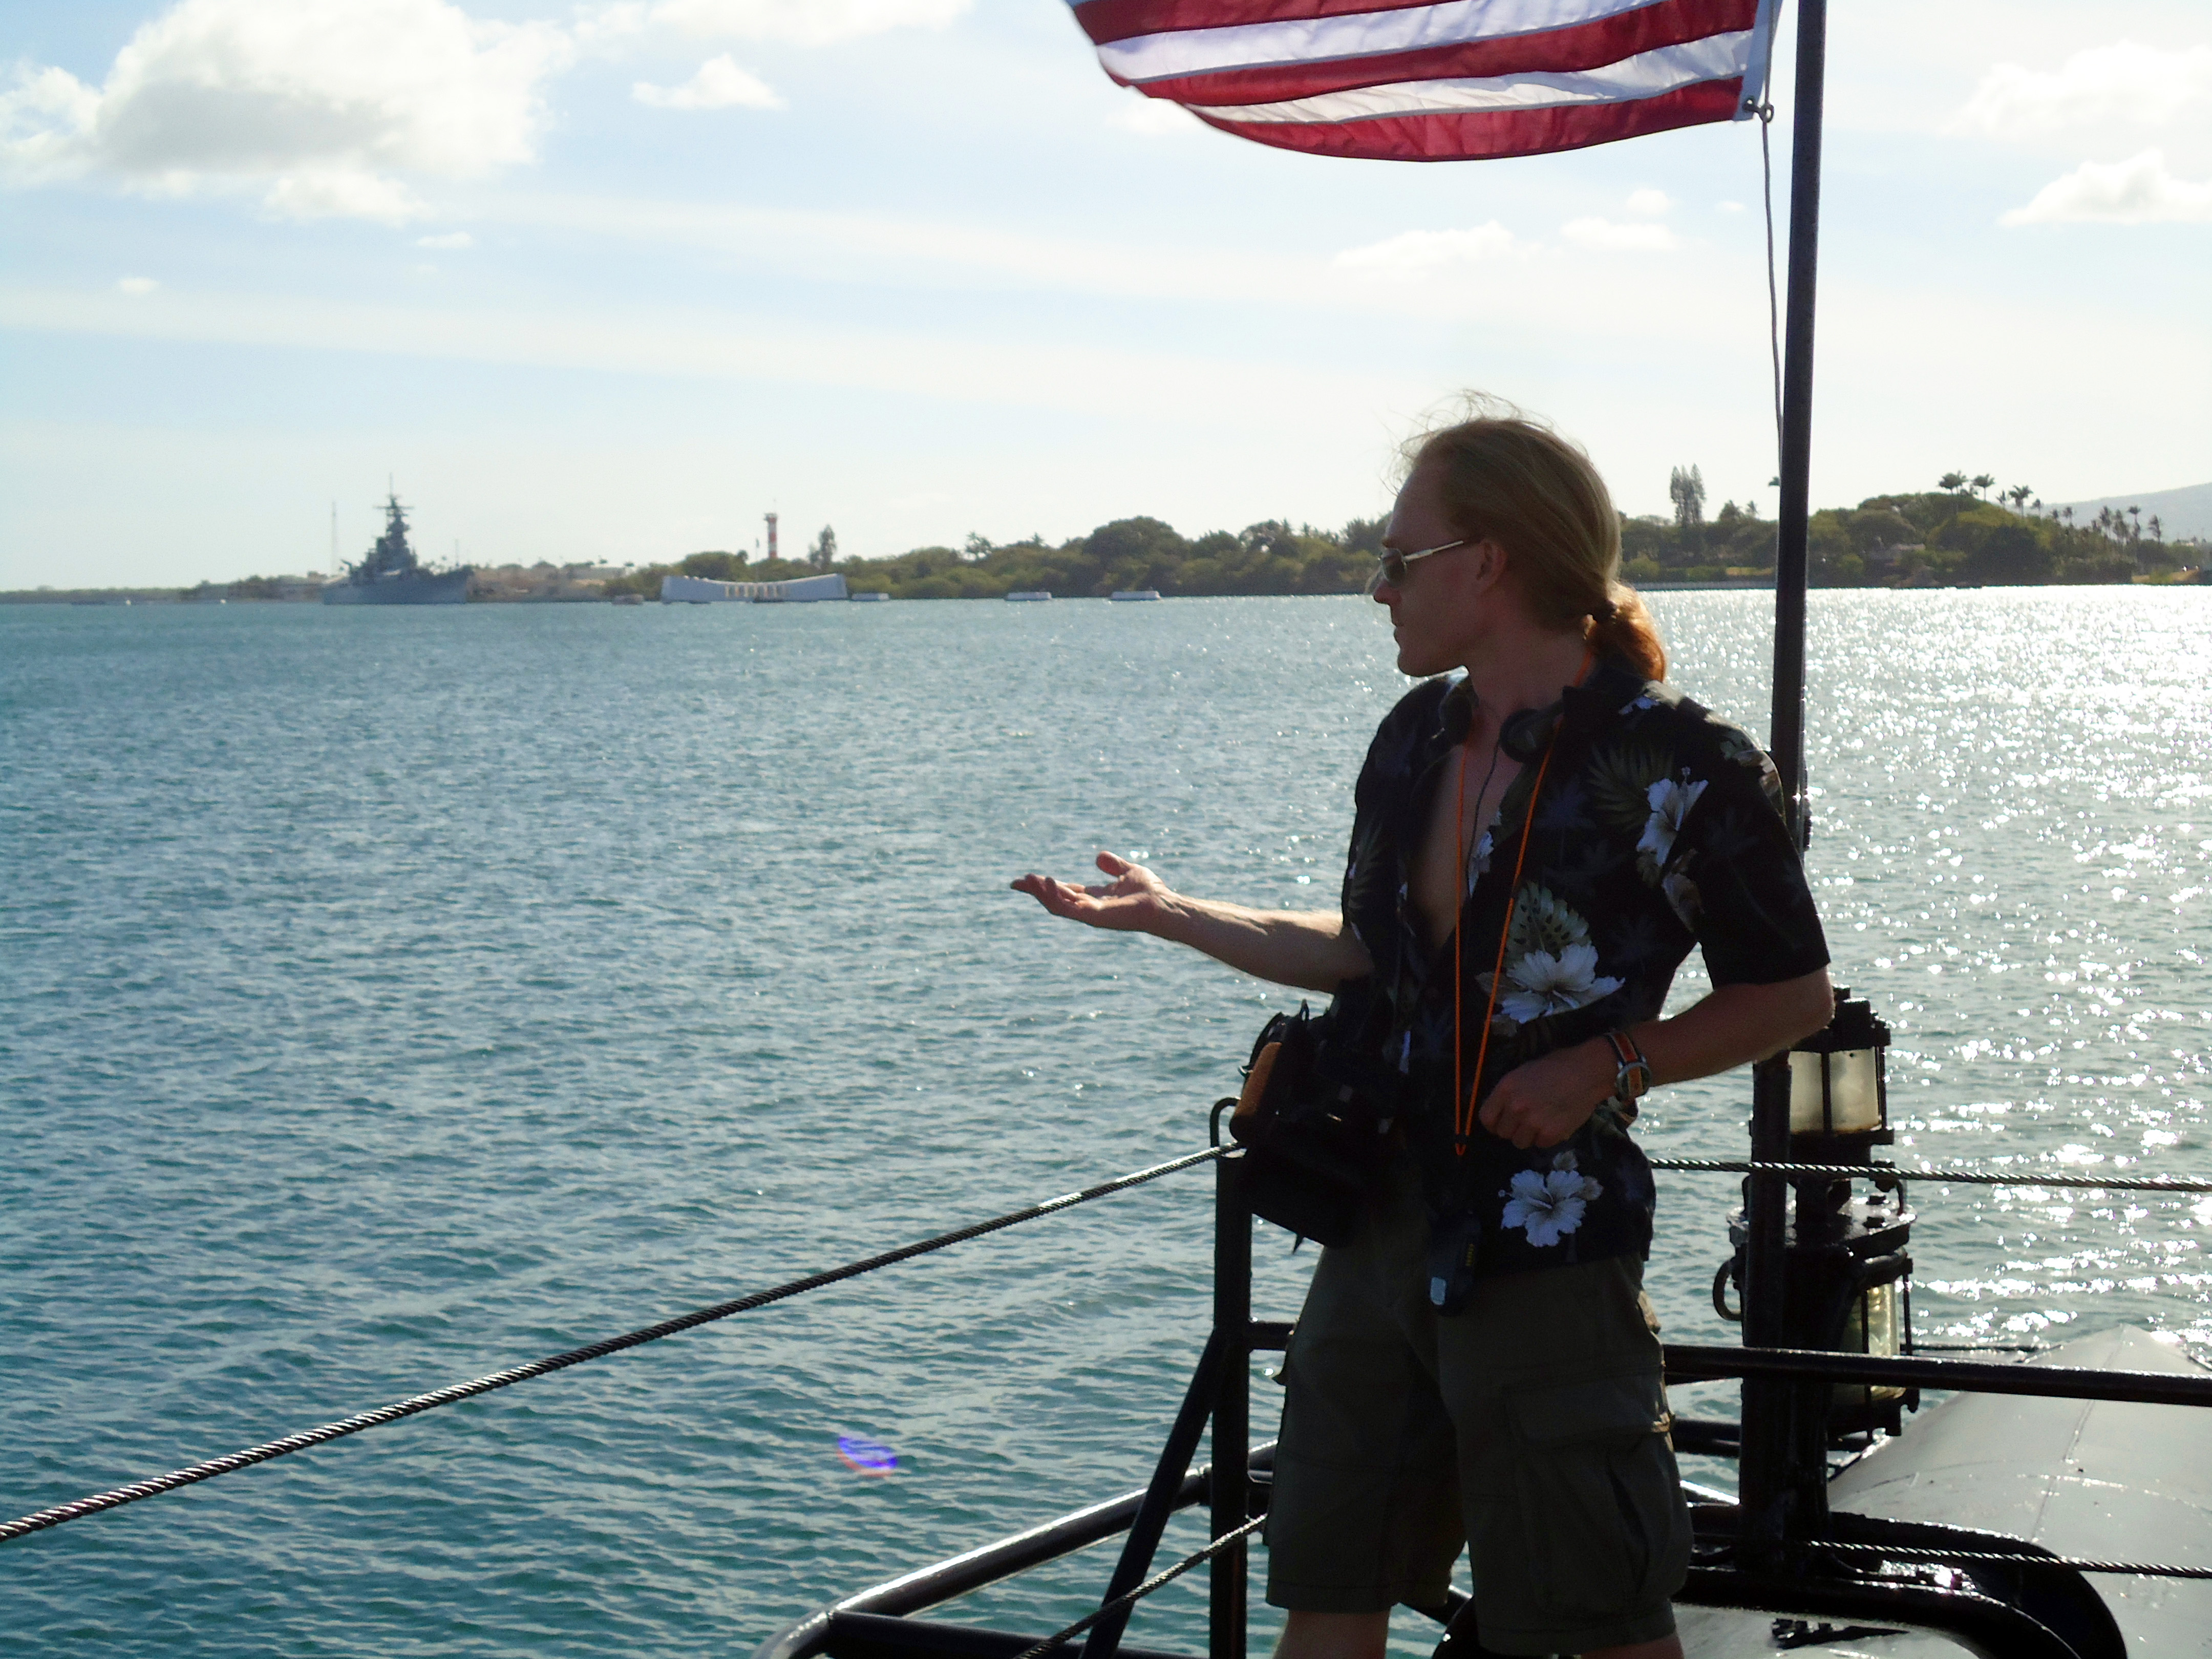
[1010, 852, 1174, 934]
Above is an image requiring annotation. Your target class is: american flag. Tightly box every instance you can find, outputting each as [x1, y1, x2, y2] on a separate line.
[1070, 0, 1781, 162]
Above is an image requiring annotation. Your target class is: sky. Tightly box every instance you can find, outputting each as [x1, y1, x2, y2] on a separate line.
[2, 0, 2207, 587]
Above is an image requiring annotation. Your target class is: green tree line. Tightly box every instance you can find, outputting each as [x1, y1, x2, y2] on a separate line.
[1807, 478, 2192, 587]
[603, 516, 1390, 601]
[599, 477, 2204, 603]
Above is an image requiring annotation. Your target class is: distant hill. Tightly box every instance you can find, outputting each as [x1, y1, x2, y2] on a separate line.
[2050, 481, 2212, 542]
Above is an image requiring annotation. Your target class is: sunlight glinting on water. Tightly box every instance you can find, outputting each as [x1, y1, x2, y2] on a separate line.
[2, 588, 2207, 1655]
[1657, 587, 2212, 1353]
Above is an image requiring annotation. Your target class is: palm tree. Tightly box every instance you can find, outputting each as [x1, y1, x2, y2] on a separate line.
[1938, 471, 1968, 493]
[2151, 515, 2164, 543]
[2128, 505, 2143, 540]
[2005, 485, 2032, 513]
[1970, 473, 1996, 499]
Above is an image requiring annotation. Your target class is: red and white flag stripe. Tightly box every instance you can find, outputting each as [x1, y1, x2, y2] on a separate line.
[1070, 0, 1779, 161]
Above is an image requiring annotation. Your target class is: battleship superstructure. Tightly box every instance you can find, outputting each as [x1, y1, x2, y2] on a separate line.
[322, 492, 472, 605]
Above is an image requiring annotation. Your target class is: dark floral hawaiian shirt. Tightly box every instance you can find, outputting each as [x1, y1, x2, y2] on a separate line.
[1333, 656, 1830, 1278]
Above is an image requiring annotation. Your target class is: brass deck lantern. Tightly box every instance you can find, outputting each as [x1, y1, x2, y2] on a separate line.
[1788, 987, 1891, 1151]
[1720, 989, 1915, 1439]
[1792, 989, 1912, 1433]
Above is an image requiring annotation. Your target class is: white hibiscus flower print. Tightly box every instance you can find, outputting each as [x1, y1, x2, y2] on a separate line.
[1463, 829, 1493, 896]
[1496, 941, 1625, 1024]
[1500, 1155, 1604, 1247]
[1636, 775, 1709, 866]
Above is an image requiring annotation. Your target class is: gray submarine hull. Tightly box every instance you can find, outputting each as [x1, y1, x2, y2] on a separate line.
[1676, 1324, 2212, 1655]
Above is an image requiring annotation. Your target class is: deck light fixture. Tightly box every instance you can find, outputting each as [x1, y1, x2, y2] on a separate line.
[1792, 991, 1912, 1431]
[1787, 988, 1890, 1145]
[1722, 990, 1916, 1439]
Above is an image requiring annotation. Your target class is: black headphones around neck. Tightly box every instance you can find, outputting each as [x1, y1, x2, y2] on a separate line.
[1498, 703, 1561, 760]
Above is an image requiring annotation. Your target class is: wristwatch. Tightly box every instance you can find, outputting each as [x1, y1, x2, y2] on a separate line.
[1603, 1029, 1652, 1107]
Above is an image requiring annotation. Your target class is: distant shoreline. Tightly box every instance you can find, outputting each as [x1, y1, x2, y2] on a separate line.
[0, 585, 623, 606]
[11, 483, 2207, 606]
[9, 573, 2205, 606]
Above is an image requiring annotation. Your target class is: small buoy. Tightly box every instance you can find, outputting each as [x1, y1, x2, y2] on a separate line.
[837, 1434, 898, 1475]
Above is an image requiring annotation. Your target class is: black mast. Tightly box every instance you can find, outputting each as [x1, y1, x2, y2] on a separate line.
[1768, 0, 1824, 848]
[1739, 0, 1827, 1556]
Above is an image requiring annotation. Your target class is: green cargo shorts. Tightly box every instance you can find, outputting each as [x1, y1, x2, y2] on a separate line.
[1263, 1156, 1690, 1657]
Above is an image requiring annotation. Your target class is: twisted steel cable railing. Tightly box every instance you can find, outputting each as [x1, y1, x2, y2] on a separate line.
[0, 1144, 1226, 1545]
[1648, 1157, 2212, 1194]
[9, 1146, 2208, 1550]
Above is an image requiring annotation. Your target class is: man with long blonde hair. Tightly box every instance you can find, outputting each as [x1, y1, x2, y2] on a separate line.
[1016, 400, 1833, 1658]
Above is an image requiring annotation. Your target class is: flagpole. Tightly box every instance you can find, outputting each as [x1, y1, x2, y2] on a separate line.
[1768, 0, 1824, 849]
[1740, 0, 1828, 1569]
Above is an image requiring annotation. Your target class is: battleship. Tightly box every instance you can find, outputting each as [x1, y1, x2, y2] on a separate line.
[322, 492, 472, 605]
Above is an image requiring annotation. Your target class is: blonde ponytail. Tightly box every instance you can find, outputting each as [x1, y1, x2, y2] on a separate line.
[1590, 583, 1667, 682]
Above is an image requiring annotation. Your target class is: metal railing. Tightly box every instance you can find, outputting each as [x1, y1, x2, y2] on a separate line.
[755, 1128, 2212, 1659]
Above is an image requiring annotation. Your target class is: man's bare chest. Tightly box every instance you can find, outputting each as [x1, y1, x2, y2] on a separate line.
[1408, 740, 1524, 953]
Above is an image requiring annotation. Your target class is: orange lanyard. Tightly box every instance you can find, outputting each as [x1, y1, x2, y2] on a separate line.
[1451, 650, 1591, 1154]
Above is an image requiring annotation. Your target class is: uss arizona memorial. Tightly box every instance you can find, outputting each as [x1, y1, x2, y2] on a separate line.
[659, 573, 1161, 603]
[659, 573, 874, 603]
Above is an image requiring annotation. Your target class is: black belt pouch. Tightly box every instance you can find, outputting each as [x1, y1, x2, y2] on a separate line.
[1226, 1001, 1394, 1249]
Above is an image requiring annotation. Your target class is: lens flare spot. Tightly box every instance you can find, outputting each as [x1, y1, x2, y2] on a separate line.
[838, 1434, 899, 1475]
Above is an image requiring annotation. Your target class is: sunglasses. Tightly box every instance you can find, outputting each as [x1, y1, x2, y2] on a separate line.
[1366, 537, 1471, 595]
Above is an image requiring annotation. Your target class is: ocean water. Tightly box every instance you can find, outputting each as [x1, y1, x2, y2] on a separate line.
[2, 589, 2207, 1656]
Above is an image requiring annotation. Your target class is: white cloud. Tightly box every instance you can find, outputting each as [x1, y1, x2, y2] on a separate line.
[2001, 147, 2212, 225]
[1625, 188, 1672, 217]
[1561, 217, 1678, 252]
[572, 3, 649, 48]
[475, 191, 1772, 348]
[0, 0, 571, 221]
[644, 0, 970, 48]
[0, 0, 972, 224]
[417, 230, 474, 248]
[0, 67, 102, 176]
[1950, 41, 2212, 141]
[116, 276, 159, 294]
[634, 54, 782, 110]
[0, 280, 1422, 421]
[264, 167, 428, 224]
[1715, 200, 1746, 213]
[1333, 222, 1525, 276]
[1111, 97, 1198, 137]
